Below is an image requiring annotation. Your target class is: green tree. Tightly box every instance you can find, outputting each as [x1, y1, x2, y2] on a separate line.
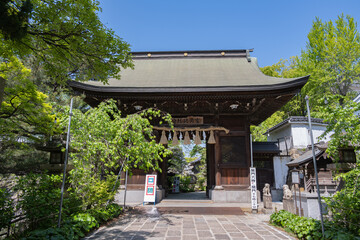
[167, 145, 186, 175]
[0, 0, 133, 107]
[59, 100, 172, 208]
[0, 56, 56, 170]
[300, 14, 360, 106]
[250, 111, 286, 142]
[190, 145, 207, 191]
[251, 58, 306, 141]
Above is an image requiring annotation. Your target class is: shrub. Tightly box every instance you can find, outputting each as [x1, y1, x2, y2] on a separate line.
[15, 173, 82, 230]
[323, 165, 360, 236]
[179, 175, 194, 192]
[23, 203, 123, 239]
[0, 188, 14, 230]
[270, 210, 357, 240]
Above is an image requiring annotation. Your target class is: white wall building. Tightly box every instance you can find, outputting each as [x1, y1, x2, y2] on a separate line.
[264, 116, 333, 201]
[266, 116, 333, 151]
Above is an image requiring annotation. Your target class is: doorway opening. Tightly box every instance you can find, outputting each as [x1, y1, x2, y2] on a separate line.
[165, 140, 208, 201]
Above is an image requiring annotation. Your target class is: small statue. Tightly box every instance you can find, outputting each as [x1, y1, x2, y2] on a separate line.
[283, 184, 292, 199]
[263, 183, 271, 196]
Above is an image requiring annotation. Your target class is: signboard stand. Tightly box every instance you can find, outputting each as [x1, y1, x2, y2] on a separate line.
[172, 176, 180, 193]
[143, 174, 157, 205]
[250, 167, 258, 213]
[292, 171, 303, 216]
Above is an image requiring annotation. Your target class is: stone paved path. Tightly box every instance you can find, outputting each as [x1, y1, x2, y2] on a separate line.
[85, 207, 295, 240]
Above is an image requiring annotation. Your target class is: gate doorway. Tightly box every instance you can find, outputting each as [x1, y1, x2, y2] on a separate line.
[164, 142, 209, 201]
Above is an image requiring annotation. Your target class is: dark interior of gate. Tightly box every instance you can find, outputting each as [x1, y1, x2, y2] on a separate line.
[69, 49, 308, 203]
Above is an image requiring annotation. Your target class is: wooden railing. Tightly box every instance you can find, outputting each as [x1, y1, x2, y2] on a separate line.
[305, 178, 337, 193]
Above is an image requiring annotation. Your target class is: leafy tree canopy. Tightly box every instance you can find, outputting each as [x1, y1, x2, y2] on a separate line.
[58, 100, 172, 207]
[1, 0, 133, 86]
[253, 14, 360, 142]
[0, 55, 56, 149]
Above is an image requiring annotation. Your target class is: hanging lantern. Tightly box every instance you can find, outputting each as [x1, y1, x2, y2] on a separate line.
[208, 130, 216, 144]
[184, 131, 191, 145]
[159, 130, 168, 145]
[194, 131, 202, 145]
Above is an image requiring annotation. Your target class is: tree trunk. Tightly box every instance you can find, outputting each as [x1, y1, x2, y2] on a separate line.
[0, 77, 5, 110]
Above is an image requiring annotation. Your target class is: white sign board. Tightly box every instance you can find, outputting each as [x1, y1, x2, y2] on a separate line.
[292, 171, 300, 184]
[143, 174, 157, 204]
[250, 167, 257, 210]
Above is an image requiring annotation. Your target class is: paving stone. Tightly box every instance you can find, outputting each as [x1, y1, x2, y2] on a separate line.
[85, 209, 294, 240]
[210, 227, 227, 233]
[257, 230, 272, 235]
[197, 230, 213, 238]
[167, 230, 181, 237]
[243, 232, 263, 239]
[183, 223, 195, 228]
[183, 228, 197, 235]
[213, 234, 230, 239]
[182, 235, 198, 240]
[196, 225, 209, 230]
[229, 232, 246, 238]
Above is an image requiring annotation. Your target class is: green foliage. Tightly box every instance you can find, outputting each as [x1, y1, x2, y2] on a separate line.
[302, 15, 360, 105]
[324, 165, 360, 236]
[1, 0, 133, 86]
[24, 226, 75, 240]
[0, 56, 56, 147]
[179, 175, 195, 192]
[0, 0, 33, 41]
[270, 210, 357, 240]
[23, 203, 122, 240]
[250, 111, 286, 142]
[0, 188, 14, 230]
[190, 145, 207, 191]
[318, 95, 360, 160]
[167, 145, 187, 175]
[58, 100, 172, 208]
[15, 173, 81, 230]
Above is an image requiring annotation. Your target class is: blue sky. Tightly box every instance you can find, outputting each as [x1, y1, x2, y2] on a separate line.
[98, 1, 360, 67]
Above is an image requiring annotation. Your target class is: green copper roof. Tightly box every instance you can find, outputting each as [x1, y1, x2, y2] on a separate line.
[72, 50, 308, 93]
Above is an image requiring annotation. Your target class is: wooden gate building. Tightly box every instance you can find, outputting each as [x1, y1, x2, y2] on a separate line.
[69, 49, 308, 203]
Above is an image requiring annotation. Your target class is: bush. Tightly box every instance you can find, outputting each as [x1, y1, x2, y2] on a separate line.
[270, 210, 357, 240]
[15, 173, 82, 230]
[179, 175, 194, 192]
[0, 188, 14, 230]
[23, 203, 123, 240]
[324, 165, 360, 236]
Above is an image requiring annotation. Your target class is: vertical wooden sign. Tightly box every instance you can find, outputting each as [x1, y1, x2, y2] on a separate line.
[250, 167, 258, 212]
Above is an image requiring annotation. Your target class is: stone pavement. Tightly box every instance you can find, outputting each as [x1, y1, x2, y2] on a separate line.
[85, 207, 295, 240]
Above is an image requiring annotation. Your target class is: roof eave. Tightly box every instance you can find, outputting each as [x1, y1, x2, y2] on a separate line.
[68, 75, 309, 94]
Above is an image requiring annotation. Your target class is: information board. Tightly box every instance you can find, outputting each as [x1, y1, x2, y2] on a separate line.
[292, 171, 300, 184]
[250, 167, 258, 210]
[172, 176, 180, 193]
[143, 175, 157, 204]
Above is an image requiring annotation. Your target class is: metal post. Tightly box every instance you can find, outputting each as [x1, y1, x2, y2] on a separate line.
[305, 95, 325, 236]
[58, 98, 73, 228]
[106, 162, 125, 207]
[123, 169, 128, 209]
[250, 134, 254, 168]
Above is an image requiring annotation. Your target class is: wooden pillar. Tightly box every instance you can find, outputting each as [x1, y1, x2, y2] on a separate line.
[214, 131, 223, 190]
[206, 143, 215, 195]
